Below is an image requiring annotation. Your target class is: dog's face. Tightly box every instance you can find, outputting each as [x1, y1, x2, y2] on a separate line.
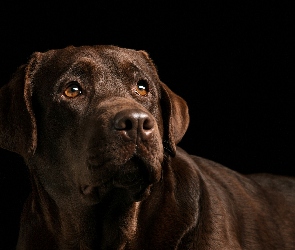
[31, 46, 165, 204]
[0, 45, 189, 205]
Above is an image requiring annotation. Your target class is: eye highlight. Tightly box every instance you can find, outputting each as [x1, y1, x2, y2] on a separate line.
[135, 80, 149, 96]
[64, 82, 82, 98]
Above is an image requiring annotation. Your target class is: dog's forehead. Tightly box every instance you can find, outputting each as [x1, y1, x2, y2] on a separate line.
[31, 45, 161, 100]
[31, 45, 161, 103]
[41, 45, 152, 76]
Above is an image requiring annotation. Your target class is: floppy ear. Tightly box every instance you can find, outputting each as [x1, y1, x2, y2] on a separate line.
[160, 82, 189, 156]
[138, 50, 190, 156]
[0, 52, 41, 159]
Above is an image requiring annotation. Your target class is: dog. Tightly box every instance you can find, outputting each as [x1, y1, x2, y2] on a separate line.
[0, 45, 295, 249]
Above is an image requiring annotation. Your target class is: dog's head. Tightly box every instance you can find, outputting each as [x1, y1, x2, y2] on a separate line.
[0, 45, 189, 204]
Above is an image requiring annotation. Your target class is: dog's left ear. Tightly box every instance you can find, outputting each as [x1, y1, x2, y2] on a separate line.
[138, 50, 189, 156]
[159, 82, 189, 156]
[0, 52, 41, 160]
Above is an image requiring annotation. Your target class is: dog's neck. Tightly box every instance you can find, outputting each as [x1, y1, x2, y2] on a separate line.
[18, 157, 202, 249]
[17, 174, 141, 250]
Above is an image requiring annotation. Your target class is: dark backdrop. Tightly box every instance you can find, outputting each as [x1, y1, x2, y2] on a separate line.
[0, 1, 294, 247]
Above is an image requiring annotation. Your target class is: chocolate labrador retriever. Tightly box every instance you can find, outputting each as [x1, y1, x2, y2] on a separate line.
[0, 45, 295, 249]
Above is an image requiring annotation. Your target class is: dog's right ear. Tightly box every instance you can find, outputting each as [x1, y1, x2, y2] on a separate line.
[0, 52, 41, 159]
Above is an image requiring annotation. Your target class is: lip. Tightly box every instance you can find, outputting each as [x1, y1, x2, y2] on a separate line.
[87, 144, 136, 169]
[81, 156, 159, 203]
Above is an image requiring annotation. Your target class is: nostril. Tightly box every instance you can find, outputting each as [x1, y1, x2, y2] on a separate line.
[114, 112, 135, 131]
[115, 118, 133, 131]
[142, 118, 154, 130]
[125, 119, 133, 130]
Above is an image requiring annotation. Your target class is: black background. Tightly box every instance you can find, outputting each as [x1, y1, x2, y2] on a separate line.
[0, 1, 294, 247]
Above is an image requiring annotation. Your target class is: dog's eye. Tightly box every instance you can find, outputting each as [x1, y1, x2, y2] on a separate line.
[64, 82, 82, 98]
[135, 80, 149, 96]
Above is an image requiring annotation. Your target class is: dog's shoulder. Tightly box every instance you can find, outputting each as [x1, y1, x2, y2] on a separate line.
[247, 173, 295, 202]
[176, 147, 295, 213]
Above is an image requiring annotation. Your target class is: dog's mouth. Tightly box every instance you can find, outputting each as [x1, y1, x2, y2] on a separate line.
[81, 155, 161, 204]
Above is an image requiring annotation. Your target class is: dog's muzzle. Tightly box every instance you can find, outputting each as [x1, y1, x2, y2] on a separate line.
[83, 108, 163, 204]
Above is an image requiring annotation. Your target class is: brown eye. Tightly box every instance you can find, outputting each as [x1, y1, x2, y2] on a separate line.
[135, 80, 149, 96]
[64, 82, 82, 98]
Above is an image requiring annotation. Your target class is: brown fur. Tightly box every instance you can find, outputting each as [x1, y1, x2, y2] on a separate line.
[0, 45, 294, 249]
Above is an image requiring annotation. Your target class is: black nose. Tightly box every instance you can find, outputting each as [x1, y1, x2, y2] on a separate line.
[114, 109, 154, 141]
